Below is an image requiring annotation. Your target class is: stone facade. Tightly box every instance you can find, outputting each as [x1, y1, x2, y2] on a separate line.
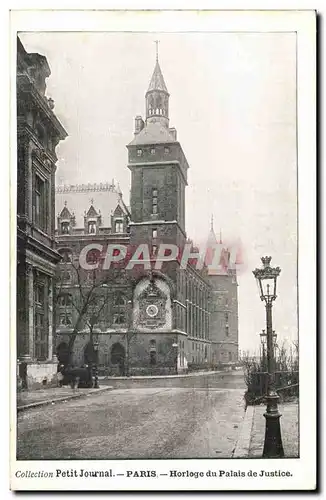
[54, 53, 238, 375]
[16, 37, 67, 389]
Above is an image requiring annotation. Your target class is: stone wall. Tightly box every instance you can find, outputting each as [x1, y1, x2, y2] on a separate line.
[19, 361, 59, 390]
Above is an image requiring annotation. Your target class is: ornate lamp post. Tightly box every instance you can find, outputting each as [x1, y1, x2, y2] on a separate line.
[253, 256, 284, 458]
[89, 314, 99, 389]
[93, 334, 99, 389]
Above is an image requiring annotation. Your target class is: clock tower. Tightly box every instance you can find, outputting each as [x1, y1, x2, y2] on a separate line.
[127, 51, 189, 252]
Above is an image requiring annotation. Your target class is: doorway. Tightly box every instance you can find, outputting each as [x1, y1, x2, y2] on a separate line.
[111, 343, 125, 376]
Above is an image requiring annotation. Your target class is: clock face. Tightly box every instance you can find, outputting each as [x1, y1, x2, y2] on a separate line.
[146, 304, 159, 318]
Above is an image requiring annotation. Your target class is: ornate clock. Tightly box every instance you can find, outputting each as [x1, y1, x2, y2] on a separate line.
[146, 304, 159, 318]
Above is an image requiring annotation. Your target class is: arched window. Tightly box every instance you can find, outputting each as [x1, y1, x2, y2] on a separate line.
[86, 249, 100, 265]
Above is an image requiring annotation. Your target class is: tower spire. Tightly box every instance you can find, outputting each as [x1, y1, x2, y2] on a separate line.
[155, 40, 159, 62]
[145, 42, 169, 127]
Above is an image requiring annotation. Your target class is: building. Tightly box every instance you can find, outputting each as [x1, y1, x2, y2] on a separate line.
[16, 37, 67, 388]
[55, 53, 238, 375]
[206, 221, 239, 365]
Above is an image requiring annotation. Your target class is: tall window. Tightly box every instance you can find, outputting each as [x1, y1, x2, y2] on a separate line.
[114, 220, 124, 233]
[152, 228, 158, 238]
[34, 280, 47, 360]
[57, 293, 72, 328]
[113, 293, 127, 325]
[225, 311, 229, 337]
[88, 221, 96, 234]
[34, 175, 47, 230]
[152, 188, 158, 215]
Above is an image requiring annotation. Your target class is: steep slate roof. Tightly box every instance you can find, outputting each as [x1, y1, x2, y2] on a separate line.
[55, 182, 127, 230]
[128, 121, 177, 146]
[146, 61, 168, 94]
[86, 205, 98, 218]
[59, 205, 71, 219]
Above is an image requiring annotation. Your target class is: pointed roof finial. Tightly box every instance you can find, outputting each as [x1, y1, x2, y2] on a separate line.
[219, 228, 223, 244]
[147, 42, 168, 94]
[64, 200, 67, 207]
[210, 214, 214, 231]
[154, 40, 159, 62]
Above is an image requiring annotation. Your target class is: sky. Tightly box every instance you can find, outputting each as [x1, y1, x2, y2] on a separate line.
[19, 31, 298, 353]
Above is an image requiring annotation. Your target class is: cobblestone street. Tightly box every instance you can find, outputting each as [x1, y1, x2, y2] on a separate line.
[17, 372, 246, 460]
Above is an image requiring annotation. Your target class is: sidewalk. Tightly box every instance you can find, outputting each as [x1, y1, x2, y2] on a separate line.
[234, 400, 299, 458]
[17, 384, 113, 412]
[249, 401, 299, 457]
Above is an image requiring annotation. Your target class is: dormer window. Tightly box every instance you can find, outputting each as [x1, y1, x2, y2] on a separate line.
[88, 221, 96, 234]
[114, 220, 124, 233]
[150, 148, 156, 155]
[61, 222, 70, 234]
[164, 147, 170, 154]
[137, 149, 143, 157]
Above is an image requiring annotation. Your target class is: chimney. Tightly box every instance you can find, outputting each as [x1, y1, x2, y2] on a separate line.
[169, 127, 177, 140]
[134, 116, 145, 135]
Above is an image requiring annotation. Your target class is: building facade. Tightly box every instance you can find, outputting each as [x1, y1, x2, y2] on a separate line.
[16, 37, 67, 388]
[55, 54, 238, 375]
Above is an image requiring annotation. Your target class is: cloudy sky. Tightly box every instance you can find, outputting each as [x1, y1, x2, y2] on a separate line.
[19, 31, 297, 352]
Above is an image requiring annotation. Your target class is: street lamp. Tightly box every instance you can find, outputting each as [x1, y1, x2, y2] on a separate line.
[90, 314, 100, 389]
[93, 334, 99, 389]
[172, 342, 178, 375]
[253, 256, 284, 458]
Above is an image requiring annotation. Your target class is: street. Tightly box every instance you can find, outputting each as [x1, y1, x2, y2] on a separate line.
[17, 372, 246, 460]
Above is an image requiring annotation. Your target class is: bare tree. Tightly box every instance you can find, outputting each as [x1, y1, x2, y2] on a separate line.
[56, 252, 111, 365]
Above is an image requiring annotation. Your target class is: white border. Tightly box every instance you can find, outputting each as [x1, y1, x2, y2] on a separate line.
[8, 8, 316, 492]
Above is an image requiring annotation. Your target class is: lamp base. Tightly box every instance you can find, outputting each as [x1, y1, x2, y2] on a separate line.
[262, 411, 284, 458]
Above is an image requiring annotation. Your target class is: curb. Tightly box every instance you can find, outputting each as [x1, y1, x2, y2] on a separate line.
[232, 405, 255, 458]
[17, 386, 114, 413]
[100, 370, 227, 381]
